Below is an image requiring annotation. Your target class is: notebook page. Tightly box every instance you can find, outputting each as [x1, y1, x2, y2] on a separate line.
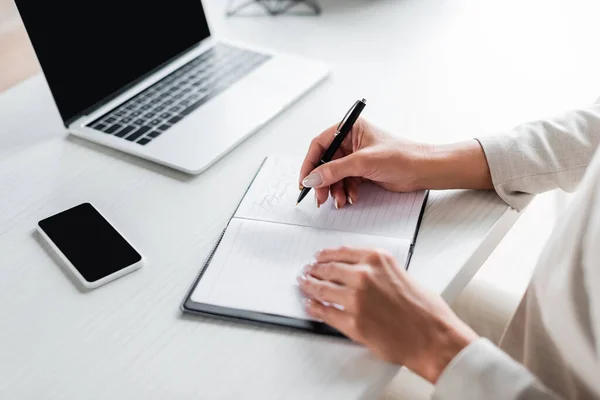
[191, 218, 410, 320]
[235, 156, 426, 239]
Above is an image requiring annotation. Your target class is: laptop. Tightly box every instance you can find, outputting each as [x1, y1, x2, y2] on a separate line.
[14, 0, 329, 174]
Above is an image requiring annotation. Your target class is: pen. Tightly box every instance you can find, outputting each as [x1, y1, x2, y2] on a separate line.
[297, 98, 367, 205]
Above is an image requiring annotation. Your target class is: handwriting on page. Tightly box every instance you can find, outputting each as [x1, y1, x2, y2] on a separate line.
[191, 219, 410, 320]
[256, 179, 291, 211]
[235, 156, 426, 239]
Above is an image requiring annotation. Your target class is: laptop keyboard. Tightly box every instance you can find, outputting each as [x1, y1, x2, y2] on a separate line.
[87, 44, 271, 145]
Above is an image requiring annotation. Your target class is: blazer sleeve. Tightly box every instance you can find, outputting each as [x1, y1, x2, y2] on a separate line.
[476, 99, 600, 211]
[433, 338, 561, 400]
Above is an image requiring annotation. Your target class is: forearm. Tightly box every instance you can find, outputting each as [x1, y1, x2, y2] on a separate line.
[417, 100, 600, 211]
[417, 140, 494, 191]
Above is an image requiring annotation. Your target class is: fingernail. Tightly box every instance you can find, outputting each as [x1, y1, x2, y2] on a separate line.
[315, 192, 320, 208]
[302, 264, 312, 274]
[334, 198, 339, 209]
[297, 275, 307, 284]
[347, 195, 354, 205]
[304, 298, 313, 308]
[302, 172, 323, 188]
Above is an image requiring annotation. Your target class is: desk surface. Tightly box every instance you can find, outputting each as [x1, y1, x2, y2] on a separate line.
[1, 0, 599, 399]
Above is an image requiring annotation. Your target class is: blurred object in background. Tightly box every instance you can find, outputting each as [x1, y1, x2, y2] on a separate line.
[0, 0, 18, 22]
[226, 0, 320, 16]
[0, 0, 39, 92]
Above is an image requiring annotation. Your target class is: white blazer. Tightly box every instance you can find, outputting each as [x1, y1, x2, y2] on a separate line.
[434, 98, 600, 399]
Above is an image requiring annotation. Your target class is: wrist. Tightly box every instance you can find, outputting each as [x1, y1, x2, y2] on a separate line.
[416, 140, 493, 191]
[421, 317, 479, 384]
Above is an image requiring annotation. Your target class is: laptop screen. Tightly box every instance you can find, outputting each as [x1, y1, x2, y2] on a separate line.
[16, 0, 211, 125]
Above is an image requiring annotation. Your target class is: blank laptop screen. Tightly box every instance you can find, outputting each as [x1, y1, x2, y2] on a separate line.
[15, 0, 210, 124]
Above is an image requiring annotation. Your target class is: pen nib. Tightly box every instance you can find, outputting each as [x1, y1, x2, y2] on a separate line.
[295, 202, 299, 206]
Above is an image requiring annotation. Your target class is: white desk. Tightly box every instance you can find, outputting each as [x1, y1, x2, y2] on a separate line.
[2, 0, 600, 399]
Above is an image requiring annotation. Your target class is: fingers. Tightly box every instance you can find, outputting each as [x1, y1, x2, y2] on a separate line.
[315, 246, 372, 264]
[297, 274, 351, 307]
[330, 181, 346, 209]
[304, 299, 359, 340]
[344, 177, 360, 205]
[316, 246, 396, 266]
[315, 188, 329, 207]
[304, 261, 369, 289]
[299, 125, 339, 187]
[303, 153, 362, 190]
[314, 149, 346, 208]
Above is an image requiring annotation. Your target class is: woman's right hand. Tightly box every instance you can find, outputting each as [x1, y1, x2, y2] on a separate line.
[299, 118, 493, 208]
[299, 119, 432, 208]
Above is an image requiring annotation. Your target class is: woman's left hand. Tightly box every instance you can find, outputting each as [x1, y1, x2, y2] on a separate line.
[297, 246, 478, 383]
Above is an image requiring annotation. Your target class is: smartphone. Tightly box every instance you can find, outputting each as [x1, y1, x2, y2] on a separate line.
[37, 203, 144, 289]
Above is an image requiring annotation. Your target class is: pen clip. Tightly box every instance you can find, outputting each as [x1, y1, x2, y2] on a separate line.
[337, 100, 359, 133]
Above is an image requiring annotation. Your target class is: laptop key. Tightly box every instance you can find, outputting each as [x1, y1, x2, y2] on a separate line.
[115, 125, 136, 138]
[137, 138, 152, 145]
[188, 90, 207, 102]
[126, 126, 151, 141]
[168, 115, 183, 125]
[180, 98, 208, 116]
[105, 124, 123, 134]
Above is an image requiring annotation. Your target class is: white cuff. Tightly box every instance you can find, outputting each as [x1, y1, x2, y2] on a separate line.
[433, 338, 539, 400]
[475, 136, 534, 211]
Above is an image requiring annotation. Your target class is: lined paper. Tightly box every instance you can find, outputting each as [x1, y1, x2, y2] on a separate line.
[191, 219, 410, 320]
[235, 156, 426, 239]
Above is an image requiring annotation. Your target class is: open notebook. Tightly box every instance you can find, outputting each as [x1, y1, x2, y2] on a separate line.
[182, 156, 428, 335]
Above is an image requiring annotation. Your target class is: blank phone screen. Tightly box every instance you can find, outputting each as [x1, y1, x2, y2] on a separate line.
[38, 203, 142, 282]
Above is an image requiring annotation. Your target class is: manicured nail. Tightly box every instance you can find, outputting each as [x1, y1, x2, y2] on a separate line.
[302, 264, 312, 274]
[347, 195, 354, 205]
[297, 275, 307, 285]
[334, 198, 339, 209]
[304, 298, 313, 308]
[302, 172, 323, 188]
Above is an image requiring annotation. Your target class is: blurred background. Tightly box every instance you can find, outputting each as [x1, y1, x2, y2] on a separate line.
[0, 1, 592, 397]
[0, 0, 37, 92]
